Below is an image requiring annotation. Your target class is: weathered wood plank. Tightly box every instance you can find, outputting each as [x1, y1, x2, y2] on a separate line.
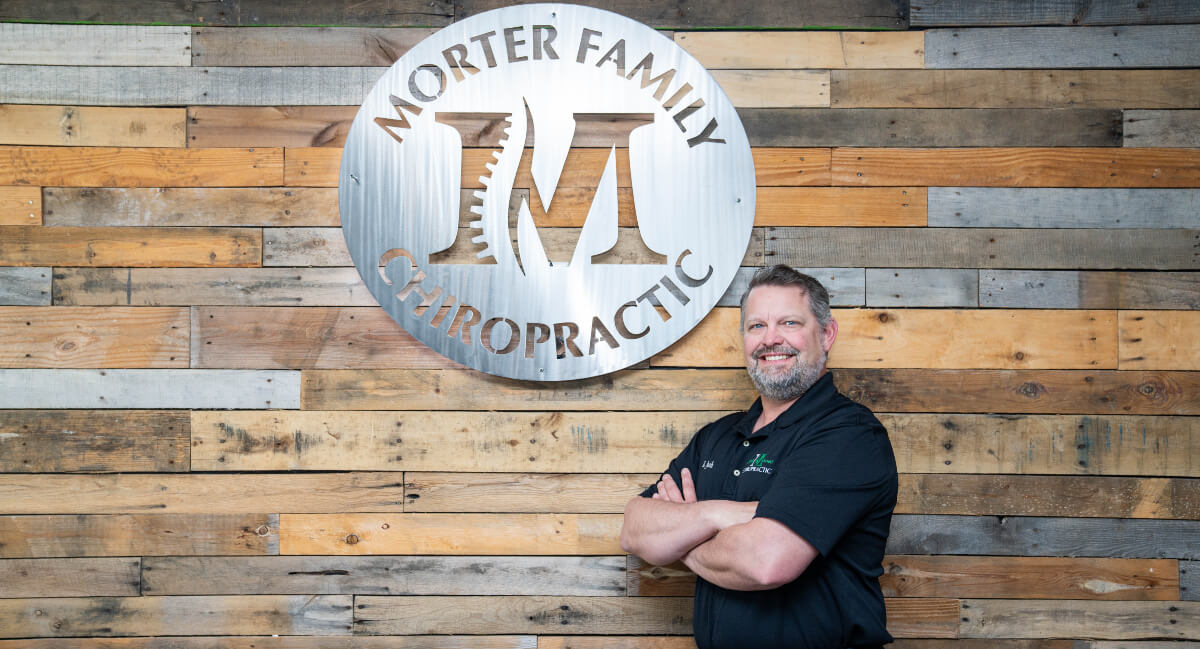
[0, 514, 277, 558]
[927, 26, 1200, 68]
[43, 187, 338, 227]
[279, 514, 622, 555]
[757, 187, 925, 226]
[1125, 110, 1200, 148]
[928, 188, 1200, 228]
[192, 27, 435, 67]
[0, 227, 262, 267]
[0, 638, 534, 649]
[888, 514, 1200, 559]
[675, 31, 923, 69]
[0, 369, 300, 409]
[710, 70, 829, 108]
[0, 307, 188, 368]
[0, 146, 282, 187]
[0, 24, 190, 67]
[0, 410, 187, 473]
[0, 268, 49, 305]
[0, 105, 186, 148]
[766, 227, 1200, 270]
[909, 0, 1200, 26]
[831, 70, 1200, 109]
[1121, 311, 1200, 370]
[718, 266, 865, 308]
[189, 107, 356, 148]
[1184, 561, 1197, 602]
[53, 268, 377, 307]
[656, 307, 1118, 370]
[405, 473, 655, 513]
[0, 595, 350, 637]
[0, 558, 140, 598]
[142, 556, 625, 596]
[538, 639, 695, 649]
[960, 599, 1200, 639]
[0, 186, 41, 225]
[458, 0, 907, 28]
[0, 0, 454, 26]
[993, 272, 1199, 310]
[865, 269, 977, 307]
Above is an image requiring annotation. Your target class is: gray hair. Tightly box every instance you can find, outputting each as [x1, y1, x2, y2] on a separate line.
[739, 265, 833, 329]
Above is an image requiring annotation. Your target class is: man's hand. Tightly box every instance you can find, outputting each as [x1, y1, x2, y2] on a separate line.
[651, 468, 696, 503]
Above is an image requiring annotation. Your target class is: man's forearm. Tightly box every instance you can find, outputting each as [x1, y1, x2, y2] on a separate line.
[620, 497, 756, 566]
[682, 518, 819, 591]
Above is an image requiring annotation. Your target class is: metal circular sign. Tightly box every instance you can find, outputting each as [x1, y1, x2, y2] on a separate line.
[340, 3, 755, 381]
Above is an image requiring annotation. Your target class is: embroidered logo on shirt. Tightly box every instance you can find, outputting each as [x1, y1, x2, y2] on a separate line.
[743, 453, 775, 474]
[701, 460, 715, 470]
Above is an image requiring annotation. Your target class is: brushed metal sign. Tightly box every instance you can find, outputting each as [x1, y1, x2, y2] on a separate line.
[340, 3, 755, 381]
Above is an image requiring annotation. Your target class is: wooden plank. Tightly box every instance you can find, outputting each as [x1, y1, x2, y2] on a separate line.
[0, 558, 140, 598]
[0, 473, 407, 515]
[0, 369, 300, 409]
[193, 27, 435, 66]
[0, 639, 534, 649]
[0, 268, 49, 306]
[0, 0, 454, 26]
[675, 31, 923, 69]
[189, 107, 356, 148]
[831, 70, 1200, 109]
[766, 227, 1200, 270]
[0, 146, 282, 187]
[741, 108, 1124, 147]
[719, 266, 865, 308]
[865, 269, 977, 307]
[0, 307, 188, 369]
[710, 70, 829, 108]
[0, 105, 185, 148]
[43, 187, 338, 227]
[928, 188, 1200, 228]
[1121, 311, 1200, 370]
[981, 271, 1200, 310]
[0, 186, 40, 225]
[0, 227, 262, 267]
[960, 599, 1200, 639]
[279, 513, 622, 555]
[831, 148, 1200, 188]
[1125, 110, 1200, 148]
[0, 410, 187, 473]
[405, 473, 654, 513]
[910, 0, 1200, 26]
[190, 410, 721, 472]
[0, 595, 350, 637]
[1184, 561, 1197, 602]
[655, 307, 1119, 370]
[53, 268, 377, 307]
[142, 556, 625, 596]
[457, 0, 908, 29]
[888, 514, 1200, 559]
[756, 187, 925, 226]
[927, 26, 1200, 68]
[0, 24, 190, 66]
[539, 639, 695, 649]
[0, 514, 278, 558]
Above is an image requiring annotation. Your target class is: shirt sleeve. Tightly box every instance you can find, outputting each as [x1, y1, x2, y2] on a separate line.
[638, 424, 705, 498]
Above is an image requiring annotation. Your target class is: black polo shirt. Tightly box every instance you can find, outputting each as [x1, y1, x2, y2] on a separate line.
[641, 372, 897, 649]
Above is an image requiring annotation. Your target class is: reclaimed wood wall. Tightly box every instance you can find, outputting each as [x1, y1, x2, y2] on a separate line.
[1, 0, 1198, 646]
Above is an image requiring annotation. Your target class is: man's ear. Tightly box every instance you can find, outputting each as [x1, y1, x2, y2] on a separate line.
[822, 318, 838, 352]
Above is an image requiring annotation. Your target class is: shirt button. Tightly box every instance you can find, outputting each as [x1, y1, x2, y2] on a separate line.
[742, 440, 750, 447]
[733, 469, 741, 476]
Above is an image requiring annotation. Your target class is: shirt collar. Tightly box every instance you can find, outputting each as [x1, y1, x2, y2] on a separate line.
[734, 372, 838, 439]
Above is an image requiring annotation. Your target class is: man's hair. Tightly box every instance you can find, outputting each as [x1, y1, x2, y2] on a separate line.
[740, 265, 833, 329]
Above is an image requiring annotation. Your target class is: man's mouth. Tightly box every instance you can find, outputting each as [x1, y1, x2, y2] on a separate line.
[755, 346, 798, 364]
[761, 354, 792, 361]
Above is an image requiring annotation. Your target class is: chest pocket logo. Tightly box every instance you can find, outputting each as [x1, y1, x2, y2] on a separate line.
[743, 453, 775, 475]
[700, 460, 715, 470]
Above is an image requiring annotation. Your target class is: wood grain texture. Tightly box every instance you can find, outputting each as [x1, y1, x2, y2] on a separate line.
[0, 369, 300, 409]
[1121, 311, 1200, 370]
[0, 558, 140, 598]
[404, 473, 655, 513]
[0, 410, 187, 473]
[0, 595, 351, 637]
[756, 187, 925, 226]
[0, 146, 281, 187]
[0, 514, 278, 558]
[43, 187, 338, 227]
[0, 186, 39, 225]
[0, 24, 190, 66]
[192, 27, 435, 66]
[1124, 110, 1200, 147]
[0, 306, 188, 368]
[865, 269, 978, 307]
[457, 0, 908, 28]
[719, 266, 866, 308]
[142, 556, 625, 596]
[909, 0, 1200, 26]
[0, 105, 186, 148]
[710, 70, 830, 108]
[959, 599, 1200, 639]
[279, 513, 622, 555]
[539, 639, 695, 649]
[0, 639, 535, 649]
[1184, 561, 1197, 602]
[0, 0, 455, 26]
[926, 26, 1200, 68]
[982, 271, 1200, 310]
[831, 70, 1200, 109]
[0, 268, 50, 305]
[52, 268, 377, 307]
[0, 226, 262, 268]
[189, 107, 356, 148]
[766, 227, 1200, 270]
[927, 187, 1200, 228]
[675, 31, 923, 69]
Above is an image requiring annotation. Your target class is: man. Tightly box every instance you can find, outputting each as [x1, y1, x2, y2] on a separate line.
[620, 265, 898, 649]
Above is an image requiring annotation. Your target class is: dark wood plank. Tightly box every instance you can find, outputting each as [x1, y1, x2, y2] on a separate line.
[0, 558, 140, 598]
[0, 410, 188, 473]
[43, 187, 339, 227]
[0, 306, 188, 369]
[899, 475, 1200, 519]
[0, 0, 454, 26]
[190, 107, 355, 148]
[0, 146, 281, 187]
[910, 0, 1200, 26]
[0, 514, 278, 558]
[926, 26, 1200, 68]
[0, 268, 49, 306]
[959, 599, 1200, 639]
[142, 556, 625, 595]
[192, 27, 434, 67]
[927, 188, 1200, 228]
[0, 227, 262, 267]
[982, 271, 1200, 309]
[456, 0, 907, 28]
[1124, 110, 1200, 148]
[53, 268, 377, 307]
[0, 639, 534, 649]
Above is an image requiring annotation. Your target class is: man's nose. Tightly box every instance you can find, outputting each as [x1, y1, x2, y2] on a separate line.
[762, 324, 785, 345]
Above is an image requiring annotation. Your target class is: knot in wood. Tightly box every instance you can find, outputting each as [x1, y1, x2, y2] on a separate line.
[345, 534, 360, 545]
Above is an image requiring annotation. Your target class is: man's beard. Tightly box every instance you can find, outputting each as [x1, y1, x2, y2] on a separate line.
[747, 344, 825, 402]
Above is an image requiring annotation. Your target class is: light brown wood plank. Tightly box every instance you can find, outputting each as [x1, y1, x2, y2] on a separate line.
[0, 410, 187, 473]
[405, 473, 655, 512]
[0, 227, 262, 267]
[53, 268, 376, 306]
[538, 638, 695, 649]
[0, 186, 39, 225]
[711, 70, 830, 108]
[959, 600, 1200, 639]
[0, 558, 140, 598]
[43, 187, 339, 227]
[192, 27, 435, 67]
[1121, 311, 1200, 370]
[0, 514, 277, 558]
[189, 106, 356, 148]
[0, 105, 186, 147]
[279, 513, 621, 555]
[676, 31, 923, 69]
[0, 306, 188, 368]
[0, 146, 282, 187]
[0, 638, 534, 649]
[756, 186, 925, 226]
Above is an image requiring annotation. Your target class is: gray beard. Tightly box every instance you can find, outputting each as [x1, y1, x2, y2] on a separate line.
[747, 345, 825, 402]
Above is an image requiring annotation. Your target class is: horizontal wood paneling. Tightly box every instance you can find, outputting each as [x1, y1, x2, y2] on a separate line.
[0, 226, 262, 267]
[0, 147, 281, 187]
[0, 369, 300, 409]
[0, 24, 190, 66]
[959, 599, 1200, 639]
[192, 27, 435, 67]
[0, 514, 278, 558]
[1124, 110, 1200, 147]
[538, 639, 695, 649]
[53, 268, 377, 306]
[720, 267, 866, 308]
[756, 187, 925, 226]
[710, 70, 829, 108]
[865, 269, 978, 307]
[0, 307, 188, 368]
[0, 186, 39, 225]
[927, 188, 1200, 228]
[909, 0, 1200, 26]
[675, 31, 923, 69]
[926, 26, 1200, 68]
[0, 268, 49, 305]
[43, 187, 338, 227]
[405, 473, 654, 513]
[0, 105, 186, 147]
[1121, 311, 1200, 370]
[189, 107, 356, 148]
[0, 639, 536, 649]
[0, 410, 188, 473]
[458, 0, 908, 29]
[981, 271, 1200, 310]
[0, 558, 140, 598]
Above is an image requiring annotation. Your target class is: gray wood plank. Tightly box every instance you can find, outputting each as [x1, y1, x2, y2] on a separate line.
[740, 108, 1123, 147]
[910, 0, 1200, 26]
[0, 638, 538, 649]
[53, 268, 378, 307]
[717, 266, 864, 307]
[0, 24, 190, 66]
[766, 227, 1200, 270]
[457, 0, 907, 28]
[0, 1, 454, 26]
[142, 556, 625, 596]
[1125, 110, 1200, 147]
[0, 410, 188, 473]
[0, 370, 300, 409]
[1184, 561, 1198, 602]
[193, 27, 435, 66]
[0, 514, 279, 558]
[0, 268, 50, 306]
[0, 558, 140, 598]
[981, 271, 1200, 309]
[887, 515, 1200, 559]
[866, 269, 978, 307]
[927, 25, 1200, 68]
[43, 188, 339, 227]
[960, 600, 1200, 640]
[928, 188, 1200, 228]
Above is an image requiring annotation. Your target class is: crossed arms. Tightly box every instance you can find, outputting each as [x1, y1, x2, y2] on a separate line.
[619, 468, 819, 591]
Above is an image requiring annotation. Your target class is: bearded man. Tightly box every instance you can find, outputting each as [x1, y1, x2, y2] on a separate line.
[620, 265, 898, 649]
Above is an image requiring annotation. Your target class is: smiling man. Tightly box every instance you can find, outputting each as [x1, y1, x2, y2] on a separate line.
[620, 265, 898, 649]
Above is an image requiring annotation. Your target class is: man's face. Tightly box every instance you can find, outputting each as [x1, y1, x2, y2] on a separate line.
[742, 284, 837, 403]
